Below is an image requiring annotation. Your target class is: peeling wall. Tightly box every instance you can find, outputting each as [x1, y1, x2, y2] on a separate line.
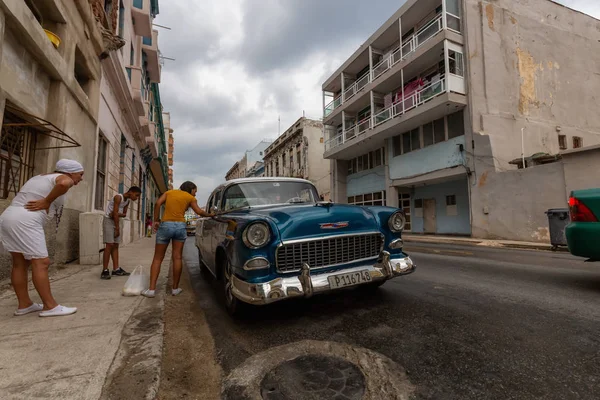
[471, 162, 566, 242]
[464, 0, 600, 241]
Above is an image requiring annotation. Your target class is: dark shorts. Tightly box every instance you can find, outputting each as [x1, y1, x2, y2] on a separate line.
[156, 222, 187, 245]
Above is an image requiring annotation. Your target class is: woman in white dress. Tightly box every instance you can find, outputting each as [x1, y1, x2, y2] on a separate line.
[0, 159, 84, 317]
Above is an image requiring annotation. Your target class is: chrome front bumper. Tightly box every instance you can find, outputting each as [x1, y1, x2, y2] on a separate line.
[231, 251, 415, 305]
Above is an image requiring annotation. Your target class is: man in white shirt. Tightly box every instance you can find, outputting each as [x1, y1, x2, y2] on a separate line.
[101, 187, 141, 280]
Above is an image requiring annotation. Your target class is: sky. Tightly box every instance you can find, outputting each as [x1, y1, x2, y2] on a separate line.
[154, 0, 600, 205]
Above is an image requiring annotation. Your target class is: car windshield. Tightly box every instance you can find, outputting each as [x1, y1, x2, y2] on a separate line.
[222, 181, 319, 211]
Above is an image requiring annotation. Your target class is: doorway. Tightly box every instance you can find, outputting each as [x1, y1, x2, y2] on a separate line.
[423, 199, 437, 233]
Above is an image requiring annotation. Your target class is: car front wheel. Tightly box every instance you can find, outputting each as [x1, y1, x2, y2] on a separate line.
[222, 258, 243, 316]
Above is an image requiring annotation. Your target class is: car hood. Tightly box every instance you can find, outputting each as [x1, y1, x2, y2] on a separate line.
[249, 203, 379, 241]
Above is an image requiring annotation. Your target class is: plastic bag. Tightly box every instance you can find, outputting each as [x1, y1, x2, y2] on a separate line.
[122, 265, 149, 296]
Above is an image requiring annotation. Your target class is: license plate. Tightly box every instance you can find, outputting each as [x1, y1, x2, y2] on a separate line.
[328, 270, 372, 289]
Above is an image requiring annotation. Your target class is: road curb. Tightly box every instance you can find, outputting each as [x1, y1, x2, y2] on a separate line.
[403, 237, 569, 253]
[100, 253, 170, 400]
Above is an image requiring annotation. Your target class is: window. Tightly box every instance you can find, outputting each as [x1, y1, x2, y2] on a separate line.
[290, 155, 294, 172]
[393, 135, 402, 157]
[434, 118, 445, 143]
[95, 135, 108, 210]
[373, 149, 383, 167]
[414, 198, 423, 218]
[449, 50, 464, 77]
[282, 154, 286, 168]
[558, 135, 567, 150]
[118, 0, 125, 37]
[74, 46, 93, 95]
[138, 166, 143, 220]
[213, 190, 222, 211]
[410, 128, 421, 151]
[573, 136, 583, 149]
[130, 44, 134, 66]
[0, 111, 37, 199]
[447, 110, 464, 139]
[446, 195, 458, 216]
[348, 191, 386, 206]
[297, 150, 301, 170]
[399, 193, 411, 231]
[423, 123, 434, 147]
[402, 131, 411, 154]
[260, 151, 263, 156]
[119, 135, 126, 193]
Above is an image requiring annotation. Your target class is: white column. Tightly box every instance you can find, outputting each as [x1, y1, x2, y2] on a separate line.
[322, 90, 326, 119]
[342, 110, 346, 142]
[442, 0, 448, 30]
[400, 69, 405, 114]
[341, 72, 346, 103]
[370, 91, 375, 127]
[444, 40, 450, 93]
[368, 45, 373, 80]
[398, 17, 403, 59]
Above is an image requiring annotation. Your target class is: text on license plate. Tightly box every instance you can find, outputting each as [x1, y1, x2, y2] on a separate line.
[328, 270, 372, 289]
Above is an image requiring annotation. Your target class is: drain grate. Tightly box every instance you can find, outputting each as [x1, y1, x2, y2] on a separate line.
[260, 355, 365, 400]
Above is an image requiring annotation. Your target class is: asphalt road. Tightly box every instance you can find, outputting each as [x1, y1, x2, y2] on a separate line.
[183, 240, 600, 399]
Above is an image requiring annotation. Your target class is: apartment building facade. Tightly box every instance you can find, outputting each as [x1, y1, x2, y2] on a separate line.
[0, 0, 171, 276]
[264, 117, 331, 199]
[225, 139, 272, 181]
[322, 0, 600, 241]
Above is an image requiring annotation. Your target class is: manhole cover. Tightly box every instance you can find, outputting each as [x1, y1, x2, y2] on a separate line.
[260, 355, 365, 400]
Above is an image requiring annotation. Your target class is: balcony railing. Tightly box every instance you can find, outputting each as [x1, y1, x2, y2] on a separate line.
[374, 76, 446, 127]
[143, 36, 152, 46]
[324, 96, 343, 117]
[343, 72, 371, 102]
[325, 77, 447, 153]
[372, 14, 444, 82]
[323, 10, 458, 117]
[133, 0, 144, 8]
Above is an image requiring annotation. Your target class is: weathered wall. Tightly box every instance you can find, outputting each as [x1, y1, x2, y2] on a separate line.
[346, 166, 386, 197]
[0, 0, 103, 278]
[472, 162, 567, 241]
[411, 177, 471, 235]
[305, 121, 330, 197]
[562, 146, 600, 197]
[388, 136, 466, 180]
[464, 0, 600, 241]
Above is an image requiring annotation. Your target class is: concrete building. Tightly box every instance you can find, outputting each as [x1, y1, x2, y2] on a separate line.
[224, 139, 272, 180]
[246, 161, 264, 178]
[225, 161, 241, 181]
[0, 0, 171, 276]
[165, 111, 174, 189]
[264, 117, 331, 199]
[322, 0, 600, 240]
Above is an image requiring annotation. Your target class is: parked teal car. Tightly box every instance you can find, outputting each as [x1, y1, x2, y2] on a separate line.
[196, 178, 415, 314]
[566, 188, 600, 261]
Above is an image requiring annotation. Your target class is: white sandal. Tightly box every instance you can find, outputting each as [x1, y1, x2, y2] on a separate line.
[39, 305, 77, 317]
[14, 303, 43, 316]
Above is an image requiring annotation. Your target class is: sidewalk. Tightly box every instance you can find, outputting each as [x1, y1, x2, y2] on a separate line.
[0, 238, 169, 400]
[403, 233, 568, 252]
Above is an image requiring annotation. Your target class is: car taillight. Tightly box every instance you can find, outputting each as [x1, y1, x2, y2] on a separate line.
[568, 197, 598, 222]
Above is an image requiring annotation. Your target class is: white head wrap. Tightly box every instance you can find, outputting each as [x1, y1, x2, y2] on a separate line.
[56, 159, 84, 173]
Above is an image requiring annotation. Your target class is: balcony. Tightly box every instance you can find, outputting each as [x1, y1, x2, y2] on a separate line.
[131, 0, 152, 38]
[146, 136, 158, 159]
[139, 116, 151, 138]
[142, 30, 160, 83]
[324, 41, 467, 159]
[322, 2, 462, 119]
[129, 67, 147, 116]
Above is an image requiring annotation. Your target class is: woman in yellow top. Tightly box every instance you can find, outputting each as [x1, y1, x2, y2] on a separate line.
[142, 181, 213, 298]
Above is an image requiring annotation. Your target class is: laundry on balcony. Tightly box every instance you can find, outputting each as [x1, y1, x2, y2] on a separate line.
[392, 78, 425, 110]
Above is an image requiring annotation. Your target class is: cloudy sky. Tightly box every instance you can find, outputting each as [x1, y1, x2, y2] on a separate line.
[155, 0, 600, 204]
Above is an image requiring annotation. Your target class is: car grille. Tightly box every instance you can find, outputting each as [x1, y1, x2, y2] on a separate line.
[276, 233, 384, 273]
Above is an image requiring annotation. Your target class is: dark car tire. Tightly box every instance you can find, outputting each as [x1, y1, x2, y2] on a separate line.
[222, 258, 245, 316]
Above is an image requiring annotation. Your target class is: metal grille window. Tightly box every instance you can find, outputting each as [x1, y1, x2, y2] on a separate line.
[95, 136, 108, 210]
[0, 124, 36, 199]
[276, 233, 384, 273]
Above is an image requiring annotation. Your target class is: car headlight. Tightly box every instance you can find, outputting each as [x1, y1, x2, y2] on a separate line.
[242, 222, 271, 249]
[388, 211, 406, 232]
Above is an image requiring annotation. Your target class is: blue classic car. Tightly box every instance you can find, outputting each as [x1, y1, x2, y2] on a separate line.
[195, 177, 415, 314]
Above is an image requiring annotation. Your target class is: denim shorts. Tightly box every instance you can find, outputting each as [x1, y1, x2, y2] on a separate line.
[156, 222, 187, 245]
